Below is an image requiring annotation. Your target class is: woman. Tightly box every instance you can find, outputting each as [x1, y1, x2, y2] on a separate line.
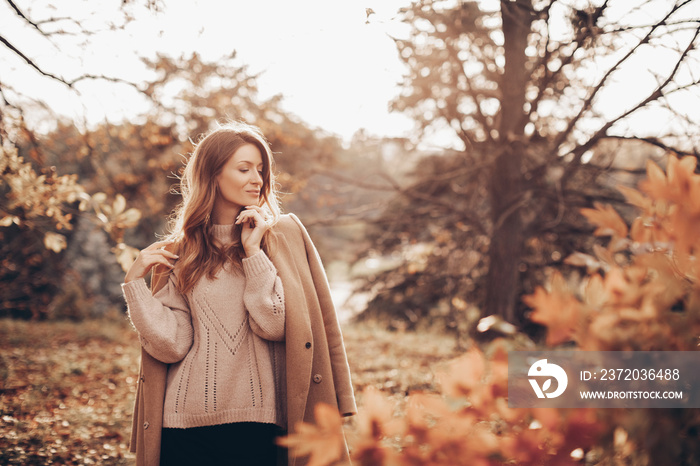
[122, 122, 357, 466]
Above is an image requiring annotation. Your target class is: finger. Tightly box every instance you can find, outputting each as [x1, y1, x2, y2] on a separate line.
[153, 257, 175, 269]
[245, 214, 266, 229]
[156, 249, 179, 259]
[143, 250, 177, 265]
[245, 206, 270, 224]
[236, 211, 261, 224]
[145, 240, 174, 251]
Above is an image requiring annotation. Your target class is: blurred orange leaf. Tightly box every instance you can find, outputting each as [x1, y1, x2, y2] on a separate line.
[617, 185, 650, 211]
[523, 271, 581, 346]
[580, 202, 628, 238]
[277, 403, 344, 466]
[438, 347, 486, 399]
[639, 159, 670, 200]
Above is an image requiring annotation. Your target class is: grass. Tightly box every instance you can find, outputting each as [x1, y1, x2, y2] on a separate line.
[1, 318, 140, 465]
[0, 318, 462, 465]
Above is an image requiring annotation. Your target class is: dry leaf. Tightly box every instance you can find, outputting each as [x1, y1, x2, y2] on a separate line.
[277, 403, 344, 466]
[523, 271, 581, 346]
[43, 232, 67, 253]
[580, 202, 628, 239]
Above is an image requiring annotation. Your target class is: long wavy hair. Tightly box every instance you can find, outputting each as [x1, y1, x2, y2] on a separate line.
[165, 122, 281, 295]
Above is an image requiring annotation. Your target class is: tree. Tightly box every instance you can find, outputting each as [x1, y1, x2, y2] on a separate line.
[1, 0, 162, 318]
[378, 0, 700, 324]
[4, 49, 363, 318]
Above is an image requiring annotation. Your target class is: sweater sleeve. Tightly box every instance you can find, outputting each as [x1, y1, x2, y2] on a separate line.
[122, 275, 194, 364]
[242, 250, 286, 341]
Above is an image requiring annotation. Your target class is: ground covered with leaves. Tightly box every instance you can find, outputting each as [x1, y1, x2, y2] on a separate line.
[0, 318, 459, 465]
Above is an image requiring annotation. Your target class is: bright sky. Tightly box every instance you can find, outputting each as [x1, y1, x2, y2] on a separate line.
[0, 0, 417, 141]
[1, 0, 698, 147]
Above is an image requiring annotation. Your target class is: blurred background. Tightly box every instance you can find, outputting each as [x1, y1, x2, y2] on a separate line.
[2, 0, 697, 331]
[2, 0, 700, 463]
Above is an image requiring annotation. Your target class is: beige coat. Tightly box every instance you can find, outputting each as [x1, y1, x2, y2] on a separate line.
[129, 213, 357, 466]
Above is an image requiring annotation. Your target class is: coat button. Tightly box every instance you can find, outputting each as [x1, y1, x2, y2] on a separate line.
[313, 374, 322, 383]
[140, 376, 145, 383]
[305, 342, 311, 349]
[143, 421, 149, 429]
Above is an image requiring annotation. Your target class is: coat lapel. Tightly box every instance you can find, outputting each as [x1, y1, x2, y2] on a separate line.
[270, 225, 313, 436]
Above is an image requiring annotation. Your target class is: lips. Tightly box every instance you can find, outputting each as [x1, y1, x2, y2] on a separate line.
[246, 191, 260, 196]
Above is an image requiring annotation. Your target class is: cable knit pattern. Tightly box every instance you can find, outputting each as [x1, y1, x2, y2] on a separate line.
[122, 223, 286, 429]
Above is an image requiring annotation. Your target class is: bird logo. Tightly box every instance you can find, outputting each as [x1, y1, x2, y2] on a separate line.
[528, 359, 568, 399]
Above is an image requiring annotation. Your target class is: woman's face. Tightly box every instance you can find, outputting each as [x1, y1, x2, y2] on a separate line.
[214, 143, 264, 216]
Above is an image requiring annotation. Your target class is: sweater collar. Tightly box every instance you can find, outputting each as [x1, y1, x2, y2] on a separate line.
[211, 223, 235, 244]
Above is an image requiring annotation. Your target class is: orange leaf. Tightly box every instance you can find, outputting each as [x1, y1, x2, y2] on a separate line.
[406, 392, 451, 427]
[355, 387, 402, 439]
[617, 185, 650, 211]
[639, 159, 670, 200]
[523, 271, 581, 346]
[580, 202, 628, 238]
[438, 348, 486, 399]
[583, 274, 606, 309]
[277, 403, 343, 466]
[666, 155, 697, 204]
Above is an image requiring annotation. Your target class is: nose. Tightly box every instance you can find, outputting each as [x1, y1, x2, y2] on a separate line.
[251, 170, 262, 185]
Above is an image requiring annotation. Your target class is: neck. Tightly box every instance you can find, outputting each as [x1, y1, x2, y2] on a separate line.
[211, 204, 242, 225]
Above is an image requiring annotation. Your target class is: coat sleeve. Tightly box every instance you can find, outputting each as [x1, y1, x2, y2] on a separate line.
[290, 213, 358, 416]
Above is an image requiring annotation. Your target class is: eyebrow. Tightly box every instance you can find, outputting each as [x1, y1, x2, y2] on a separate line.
[236, 160, 264, 168]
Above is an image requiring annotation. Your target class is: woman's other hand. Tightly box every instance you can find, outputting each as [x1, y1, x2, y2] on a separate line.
[236, 205, 271, 257]
[124, 240, 179, 283]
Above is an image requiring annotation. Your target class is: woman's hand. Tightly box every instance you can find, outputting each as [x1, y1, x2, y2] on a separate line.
[124, 240, 179, 283]
[236, 205, 271, 257]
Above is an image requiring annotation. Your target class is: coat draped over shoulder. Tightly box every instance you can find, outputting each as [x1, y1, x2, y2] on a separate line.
[129, 213, 357, 466]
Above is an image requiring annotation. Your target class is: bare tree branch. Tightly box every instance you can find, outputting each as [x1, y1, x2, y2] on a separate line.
[564, 26, 700, 175]
[5, 0, 42, 32]
[0, 34, 67, 83]
[548, 2, 689, 160]
[601, 135, 699, 157]
[0, 33, 147, 95]
[300, 201, 389, 227]
[369, 170, 488, 234]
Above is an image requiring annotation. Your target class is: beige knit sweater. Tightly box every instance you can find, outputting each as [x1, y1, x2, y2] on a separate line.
[121, 224, 287, 429]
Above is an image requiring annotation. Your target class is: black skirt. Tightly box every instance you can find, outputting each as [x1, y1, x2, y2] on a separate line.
[160, 422, 287, 466]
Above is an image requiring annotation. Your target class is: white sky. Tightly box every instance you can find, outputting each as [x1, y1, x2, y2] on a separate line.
[1, 0, 698, 147]
[0, 0, 416, 141]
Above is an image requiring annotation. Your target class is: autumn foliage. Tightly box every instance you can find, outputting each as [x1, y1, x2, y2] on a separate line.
[0, 141, 141, 318]
[527, 155, 700, 352]
[281, 154, 700, 465]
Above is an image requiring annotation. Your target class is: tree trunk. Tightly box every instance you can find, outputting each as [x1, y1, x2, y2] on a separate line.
[484, 0, 533, 323]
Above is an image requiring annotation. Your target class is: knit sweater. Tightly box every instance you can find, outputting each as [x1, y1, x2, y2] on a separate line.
[121, 223, 287, 429]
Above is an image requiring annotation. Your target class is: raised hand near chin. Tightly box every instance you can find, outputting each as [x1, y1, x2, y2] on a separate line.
[236, 205, 271, 257]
